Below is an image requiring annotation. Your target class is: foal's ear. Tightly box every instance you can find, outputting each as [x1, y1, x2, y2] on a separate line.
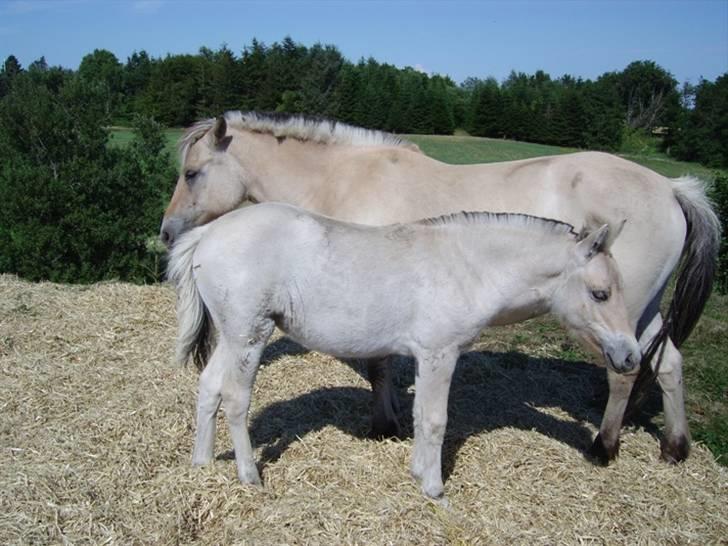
[576, 223, 610, 261]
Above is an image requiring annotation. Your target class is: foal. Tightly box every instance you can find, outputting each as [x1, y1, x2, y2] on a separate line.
[169, 203, 640, 498]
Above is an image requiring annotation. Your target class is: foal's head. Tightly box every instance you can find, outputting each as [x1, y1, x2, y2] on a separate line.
[161, 117, 247, 247]
[552, 224, 641, 374]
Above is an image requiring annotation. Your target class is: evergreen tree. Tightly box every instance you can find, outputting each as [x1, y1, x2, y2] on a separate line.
[469, 78, 501, 137]
[429, 76, 455, 135]
[0, 55, 23, 98]
[240, 38, 268, 110]
[670, 74, 728, 167]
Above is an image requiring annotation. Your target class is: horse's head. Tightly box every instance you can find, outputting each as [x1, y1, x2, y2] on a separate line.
[160, 117, 248, 248]
[552, 223, 641, 374]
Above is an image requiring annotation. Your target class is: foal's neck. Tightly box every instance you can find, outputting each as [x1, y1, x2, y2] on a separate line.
[454, 226, 570, 325]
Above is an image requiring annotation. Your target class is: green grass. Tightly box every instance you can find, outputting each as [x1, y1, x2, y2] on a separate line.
[109, 127, 182, 159]
[112, 125, 726, 462]
[407, 134, 577, 164]
[408, 133, 722, 179]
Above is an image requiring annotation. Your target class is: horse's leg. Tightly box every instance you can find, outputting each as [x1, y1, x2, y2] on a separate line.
[410, 349, 458, 498]
[640, 315, 691, 463]
[220, 325, 272, 485]
[192, 343, 227, 466]
[367, 356, 401, 439]
[588, 368, 639, 464]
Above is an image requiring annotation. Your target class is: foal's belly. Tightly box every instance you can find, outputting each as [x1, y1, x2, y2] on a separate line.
[277, 314, 413, 360]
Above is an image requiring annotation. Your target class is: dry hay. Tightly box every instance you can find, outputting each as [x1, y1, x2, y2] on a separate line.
[0, 274, 726, 545]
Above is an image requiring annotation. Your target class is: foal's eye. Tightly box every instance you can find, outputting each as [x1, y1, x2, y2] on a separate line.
[184, 170, 198, 183]
[591, 289, 610, 302]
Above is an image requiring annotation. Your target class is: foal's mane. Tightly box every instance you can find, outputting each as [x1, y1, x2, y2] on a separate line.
[180, 111, 421, 162]
[418, 211, 579, 239]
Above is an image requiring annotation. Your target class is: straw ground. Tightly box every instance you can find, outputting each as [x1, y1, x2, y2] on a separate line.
[1, 274, 726, 544]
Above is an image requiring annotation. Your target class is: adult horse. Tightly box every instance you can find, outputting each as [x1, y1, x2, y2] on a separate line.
[160, 111, 720, 464]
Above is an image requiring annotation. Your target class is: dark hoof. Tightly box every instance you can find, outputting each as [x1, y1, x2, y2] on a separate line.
[660, 435, 690, 464]
[587, 434, 619, 466]
[369, 418, 402, 440]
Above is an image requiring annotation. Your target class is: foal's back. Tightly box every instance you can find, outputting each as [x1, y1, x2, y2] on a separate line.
[192, 203, 484, 358]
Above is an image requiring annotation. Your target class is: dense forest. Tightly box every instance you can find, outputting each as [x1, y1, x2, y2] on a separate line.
[0, 36, 726, 284]
[2, 36, 726, 164]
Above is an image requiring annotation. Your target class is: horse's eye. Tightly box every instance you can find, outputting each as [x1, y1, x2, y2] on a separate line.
[184, 170, 198, 183]
[591, 289, 610, 302]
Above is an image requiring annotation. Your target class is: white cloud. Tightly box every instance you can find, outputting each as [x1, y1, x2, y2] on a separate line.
[132, 0, 164, 14]
[2, 0, 88, 15]
[3, 1, 46, 14]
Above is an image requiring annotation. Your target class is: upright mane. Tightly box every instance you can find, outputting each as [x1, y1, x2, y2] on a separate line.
[417, 211, 579, 239]
[180, 111, 421, 162]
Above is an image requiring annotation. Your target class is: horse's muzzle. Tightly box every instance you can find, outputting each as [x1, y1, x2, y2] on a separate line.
[160, 217, 185, 249]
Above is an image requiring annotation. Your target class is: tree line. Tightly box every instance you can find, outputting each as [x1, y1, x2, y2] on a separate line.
[2, 36, 725, 165]
[0, 36, 726, 286]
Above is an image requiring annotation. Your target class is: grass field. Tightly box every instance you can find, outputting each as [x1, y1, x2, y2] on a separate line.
[109, 125, 726, 463]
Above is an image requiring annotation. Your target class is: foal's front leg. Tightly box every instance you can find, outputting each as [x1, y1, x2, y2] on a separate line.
[410, 348, 459, 498]
[589, 367, 638, 464]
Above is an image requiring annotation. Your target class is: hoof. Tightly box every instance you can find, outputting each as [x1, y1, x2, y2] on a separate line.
[587, 434, 619, 466]
[660, 435, 690, 464]
[369, 417, 402, 440]
[237, 467, 262, 486]
[421, 481, 445, 500]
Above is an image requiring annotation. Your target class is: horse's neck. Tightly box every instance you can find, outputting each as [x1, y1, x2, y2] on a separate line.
[453, 226, 569, 325]
[234, 131, 336, 208]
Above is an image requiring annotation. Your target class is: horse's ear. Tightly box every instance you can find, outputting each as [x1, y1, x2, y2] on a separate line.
[577, 223, 610, 261]
[213, 116, 227, 143]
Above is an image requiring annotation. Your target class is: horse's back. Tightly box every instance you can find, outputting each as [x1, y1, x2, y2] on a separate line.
[347, 149, 687, 319]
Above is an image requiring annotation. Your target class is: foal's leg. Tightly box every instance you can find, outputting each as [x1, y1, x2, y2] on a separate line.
[367, 356, 401, 438]
[192, 344, 227, 466]
[221, 322, 273, 485]
[410, 349, 458, 498]
[588, 367, 638, 465]
[640, 315, 691, 463]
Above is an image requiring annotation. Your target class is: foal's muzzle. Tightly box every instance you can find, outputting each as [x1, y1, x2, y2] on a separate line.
[603, 334, 641, 374]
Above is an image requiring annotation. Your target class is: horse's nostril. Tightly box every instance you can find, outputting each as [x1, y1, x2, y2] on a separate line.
[161, 229, 173, 247]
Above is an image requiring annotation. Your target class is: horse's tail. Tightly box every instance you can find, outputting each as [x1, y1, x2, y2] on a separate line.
[630, 176, 721, 409]
[167, 225, 214, 371]
[664, 176, 721, 349]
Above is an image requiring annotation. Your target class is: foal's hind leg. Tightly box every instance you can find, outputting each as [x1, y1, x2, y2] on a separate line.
[367, 356, 401, 439]
[192, 344, 227, 466]
[220, 321, 274, 485]
[410, 348, 458, 499]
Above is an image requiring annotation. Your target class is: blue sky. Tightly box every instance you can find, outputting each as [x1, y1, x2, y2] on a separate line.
[1, 0, 726, 85]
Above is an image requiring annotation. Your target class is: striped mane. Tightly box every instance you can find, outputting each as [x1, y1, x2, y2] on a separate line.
[180, 111, 420, 162]
[417, 211, 578, 239]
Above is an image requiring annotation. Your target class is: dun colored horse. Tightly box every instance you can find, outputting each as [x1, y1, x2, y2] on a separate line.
[161, 112, 720, 464]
